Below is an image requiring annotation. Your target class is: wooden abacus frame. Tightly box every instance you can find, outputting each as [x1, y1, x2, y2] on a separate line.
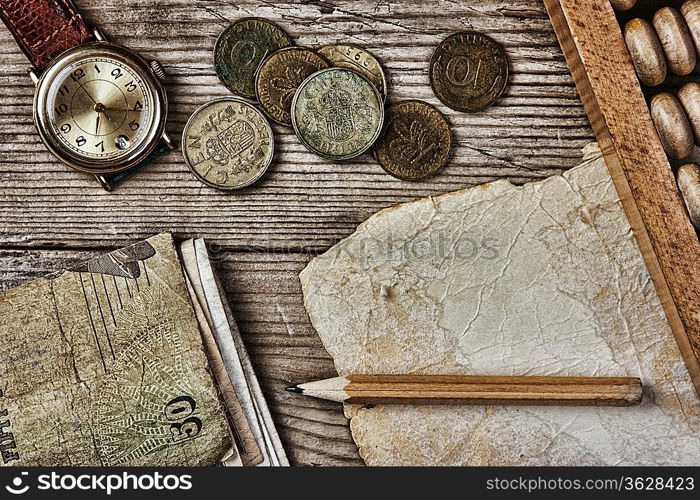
[544, 0, 700, 397]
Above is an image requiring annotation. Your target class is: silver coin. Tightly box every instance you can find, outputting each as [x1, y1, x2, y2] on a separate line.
[182, 98, 274, 190]
[291, 68, 384, 160]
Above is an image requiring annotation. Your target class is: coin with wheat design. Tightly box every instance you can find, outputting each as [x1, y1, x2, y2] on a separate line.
[255, 47, 330, 126]
[317, 44, 388, 100]
[292, 68, 384, 160]
[430, 31, 508, 112]
[182, 98, 274, 190]
[214, 18, 292, 99]
[373, 100, 452, 180]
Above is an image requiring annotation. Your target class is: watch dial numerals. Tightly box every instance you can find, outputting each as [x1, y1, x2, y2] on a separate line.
[46, 56, 154, 160]
[71, 68, 86, 82]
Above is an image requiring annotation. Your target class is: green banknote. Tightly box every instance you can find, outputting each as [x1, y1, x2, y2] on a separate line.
[0, 234, 234, 466]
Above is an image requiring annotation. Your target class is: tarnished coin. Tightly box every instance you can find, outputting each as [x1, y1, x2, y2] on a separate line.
[317, 44, 388, 100]
[373, 100, 452, 180]
[182, 98, 274, 190]
[214, 18, 292, 99]
[291, 68, 384, 160]
[430, 31, 509, 112]
[255, 47, 330, 126]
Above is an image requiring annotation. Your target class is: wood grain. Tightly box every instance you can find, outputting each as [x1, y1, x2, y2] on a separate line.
[0, 0, 596, 465]
[544, 0, 700, 396]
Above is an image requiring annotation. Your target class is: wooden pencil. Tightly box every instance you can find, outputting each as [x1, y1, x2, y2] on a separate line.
[285, 374, 643, 406]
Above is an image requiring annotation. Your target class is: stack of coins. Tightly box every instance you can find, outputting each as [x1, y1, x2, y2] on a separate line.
[182, 18, 290, 190]
[182, 17, 510, 189]
[618, 1, 700, 229]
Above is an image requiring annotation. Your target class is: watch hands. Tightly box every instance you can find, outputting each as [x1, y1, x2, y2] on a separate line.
[76, 81, 129, 134]
[76, 80, 98, 106]
[102, 106, 132, 114]
[76, 82, 117, 132]
[93, 102, 115, 126]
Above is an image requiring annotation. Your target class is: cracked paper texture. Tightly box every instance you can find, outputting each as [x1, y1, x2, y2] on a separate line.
[300, 145, 700, 466]
[0, 233, 233, 466]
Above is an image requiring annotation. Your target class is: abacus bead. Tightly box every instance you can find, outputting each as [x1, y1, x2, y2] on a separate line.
[677, 163, 700, 229]
[653, 7, 697, 76]
[624, 18, 667, 86]
[681, 0, 700, 55]
[610, 0, 637, 11]
[678, 82, 700, 142]
[651, 93, 695, 160]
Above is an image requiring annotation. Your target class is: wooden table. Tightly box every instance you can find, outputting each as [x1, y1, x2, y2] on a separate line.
[0, 0, 593, 466]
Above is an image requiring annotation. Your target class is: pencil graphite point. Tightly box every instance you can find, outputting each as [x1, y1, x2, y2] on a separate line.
[285, 385, 304, 394]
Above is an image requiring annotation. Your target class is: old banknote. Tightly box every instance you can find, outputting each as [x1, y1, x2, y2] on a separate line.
[0, 234, 235, 466]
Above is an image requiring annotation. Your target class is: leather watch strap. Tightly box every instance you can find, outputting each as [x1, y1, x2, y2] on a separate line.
[0, 0, 93, 71]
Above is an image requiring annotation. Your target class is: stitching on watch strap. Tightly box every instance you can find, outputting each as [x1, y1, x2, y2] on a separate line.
[0, 0, 94, 70]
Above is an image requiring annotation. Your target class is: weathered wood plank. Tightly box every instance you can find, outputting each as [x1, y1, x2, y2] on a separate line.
[0, 247, 362, 466]
[0, 0, 594, 250]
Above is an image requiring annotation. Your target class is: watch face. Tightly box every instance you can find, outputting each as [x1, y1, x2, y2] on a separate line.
[35, 43, 166, 174]
[48, 57, 153, 160]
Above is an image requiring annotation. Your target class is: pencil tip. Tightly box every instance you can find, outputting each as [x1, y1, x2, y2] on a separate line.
[285, 385, 304, 394]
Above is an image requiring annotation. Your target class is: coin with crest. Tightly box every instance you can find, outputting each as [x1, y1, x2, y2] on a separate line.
[255, 47, 330, 126]
[291, 68, 384, 160]
[214, 18, 292, 99]
[182, 98, 274, 190]
[317, 44, 388, 100]
[373, 100, 452, 180]
[430, 31, 509, 112]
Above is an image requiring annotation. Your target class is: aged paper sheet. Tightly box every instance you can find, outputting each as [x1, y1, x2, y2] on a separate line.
[300, 145, 700, 465]
[0, 234, 234, 466]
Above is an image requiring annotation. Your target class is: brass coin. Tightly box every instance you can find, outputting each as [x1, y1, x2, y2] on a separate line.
[214, 18, 292, 99]
[373, 100, 452, 180]
[182, 98, 274, 190]
[317, 44, 388, 100]
[430, 31, 509, 112]
[255, 47, 330, 126]
[291, 68, 384, 160]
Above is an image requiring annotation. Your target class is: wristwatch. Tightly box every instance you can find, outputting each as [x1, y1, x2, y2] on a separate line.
[0, 0, 174, 190]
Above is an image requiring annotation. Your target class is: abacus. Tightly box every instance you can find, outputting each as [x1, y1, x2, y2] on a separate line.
[544, 0, 700, 397]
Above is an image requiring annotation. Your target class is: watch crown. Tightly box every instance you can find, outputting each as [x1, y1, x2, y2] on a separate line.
[150, 60, 166, 81]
